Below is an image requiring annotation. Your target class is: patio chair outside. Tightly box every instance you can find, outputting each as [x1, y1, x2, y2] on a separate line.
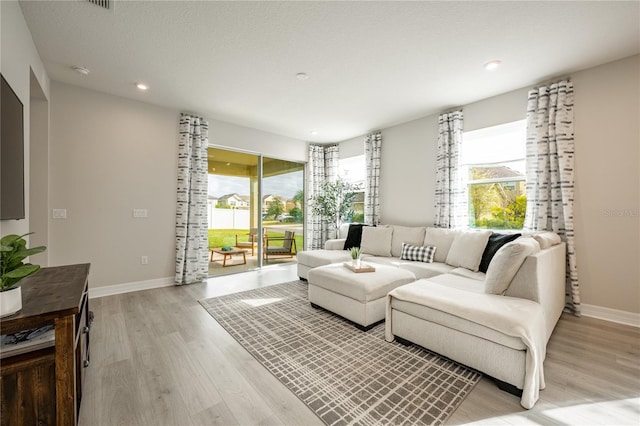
[235, 228, 259, 255]
[264, 230, 297, 261]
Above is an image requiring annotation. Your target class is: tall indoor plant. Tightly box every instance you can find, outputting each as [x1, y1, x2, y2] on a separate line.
[0, 233, 46, 317]
[309, 177, 359, 239]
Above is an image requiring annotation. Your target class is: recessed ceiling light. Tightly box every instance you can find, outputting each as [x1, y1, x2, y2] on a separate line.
[296, 73, 309, 80]
[310, 130, 318, 136]
[484, 60, 502, 71]
[135, 83, 149, 90]
[71, 66, 90, 76]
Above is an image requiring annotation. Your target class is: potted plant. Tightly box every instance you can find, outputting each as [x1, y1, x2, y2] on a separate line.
[309, 177, 359, 239]
[0, 233, 46, 317]
[349, 246, 362, 269]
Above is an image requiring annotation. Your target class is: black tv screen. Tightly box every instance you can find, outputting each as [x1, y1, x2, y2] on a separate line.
[1, 74, 25, 220]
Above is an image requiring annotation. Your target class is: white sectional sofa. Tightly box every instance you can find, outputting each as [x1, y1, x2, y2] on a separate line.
[296, 223, 566, 409]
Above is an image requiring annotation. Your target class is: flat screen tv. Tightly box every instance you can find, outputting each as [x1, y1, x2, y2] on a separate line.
[1, 74, 25, 220]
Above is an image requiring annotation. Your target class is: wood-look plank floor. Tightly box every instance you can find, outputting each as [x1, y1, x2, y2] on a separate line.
[79, 264, 640, 425]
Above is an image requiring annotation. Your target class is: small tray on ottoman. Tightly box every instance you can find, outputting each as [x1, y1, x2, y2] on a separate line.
[343, 262, 376, 273]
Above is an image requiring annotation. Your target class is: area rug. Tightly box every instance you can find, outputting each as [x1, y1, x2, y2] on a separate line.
[199, 280, 481, 425]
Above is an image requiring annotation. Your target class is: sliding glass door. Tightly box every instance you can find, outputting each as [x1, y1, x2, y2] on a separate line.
[207, 148, 304, 276]
[262, 156, 304, 266]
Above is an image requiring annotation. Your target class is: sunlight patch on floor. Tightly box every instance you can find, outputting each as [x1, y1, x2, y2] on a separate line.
[241, 298, 283, 307]
[542, 397, 640, 424]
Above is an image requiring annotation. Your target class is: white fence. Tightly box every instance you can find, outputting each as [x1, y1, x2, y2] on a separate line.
[207, 206, 250, 229]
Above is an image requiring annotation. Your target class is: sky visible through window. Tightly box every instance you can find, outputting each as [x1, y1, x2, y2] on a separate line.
[461, 120, 526, 173]
[208, 171, 303, 200]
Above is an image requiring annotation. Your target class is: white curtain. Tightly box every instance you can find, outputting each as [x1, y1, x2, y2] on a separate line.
[364, 131, 382, 225]
[434, 110, 467, 228]
[307, 144, 339, 249]
[524, 80, 580, 314]
[175, 113, 209, 285]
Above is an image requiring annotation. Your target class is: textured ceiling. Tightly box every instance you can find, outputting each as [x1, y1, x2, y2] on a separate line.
[19, 0, 640, 143]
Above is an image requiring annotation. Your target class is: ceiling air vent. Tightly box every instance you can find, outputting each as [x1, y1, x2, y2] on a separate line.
[86, 0, 111, 10]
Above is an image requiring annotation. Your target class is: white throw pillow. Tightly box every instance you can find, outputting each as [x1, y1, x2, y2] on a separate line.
[445, 230, 492, 272]
[424, 227, 460, 263]
[360, 226, 393, 257]
[533, 232, 562, 249]
[485, 237, 541, 295]
[390, 226, 426, 257]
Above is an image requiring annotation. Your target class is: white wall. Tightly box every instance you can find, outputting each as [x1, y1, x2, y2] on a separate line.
[342, 55, 639, 316]
[49, 82, 306, 290]
[571, 55, 639, 315]
[0, 0, 50, 238]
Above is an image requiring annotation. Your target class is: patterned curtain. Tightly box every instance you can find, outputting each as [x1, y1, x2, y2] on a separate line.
[364, 131, 382, 225]
[434, 110, 467, 228]
[524, 80, 580, 314]
[175, 113, 209, 285]
[307, 144, 339, 249]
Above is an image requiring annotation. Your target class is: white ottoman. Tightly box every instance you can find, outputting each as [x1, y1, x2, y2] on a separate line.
[307, 263, 415, 330]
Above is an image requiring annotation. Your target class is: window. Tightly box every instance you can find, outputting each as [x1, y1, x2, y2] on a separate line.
[339, 155, 365, 223]
[461, 120, 526, 230]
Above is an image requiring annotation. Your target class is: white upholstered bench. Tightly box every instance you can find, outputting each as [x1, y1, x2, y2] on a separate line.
[307, 263, 415, 330]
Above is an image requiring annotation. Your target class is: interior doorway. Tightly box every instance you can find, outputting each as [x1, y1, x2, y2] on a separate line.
[207, 148, 304, 277]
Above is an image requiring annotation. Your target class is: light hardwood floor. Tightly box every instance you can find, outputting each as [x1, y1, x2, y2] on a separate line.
[79, 265, 640, 425]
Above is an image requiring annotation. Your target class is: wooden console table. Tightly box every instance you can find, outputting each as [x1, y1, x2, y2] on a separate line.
[0, 263, 91, 426]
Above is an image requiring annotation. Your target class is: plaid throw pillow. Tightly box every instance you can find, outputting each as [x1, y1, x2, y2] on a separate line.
[400, 242, 436, 263]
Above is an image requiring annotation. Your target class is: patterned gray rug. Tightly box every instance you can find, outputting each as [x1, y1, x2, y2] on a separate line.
[199, 280, 481, 426]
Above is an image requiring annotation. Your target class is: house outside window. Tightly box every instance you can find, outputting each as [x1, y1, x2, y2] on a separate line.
[339, 155, 365, 223]
[461, 120, 526, 230]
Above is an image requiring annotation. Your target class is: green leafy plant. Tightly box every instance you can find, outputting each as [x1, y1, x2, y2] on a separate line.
[309, 177, 358, 236]
[0, 233, 46, 292]
[349, 247, 361, 260]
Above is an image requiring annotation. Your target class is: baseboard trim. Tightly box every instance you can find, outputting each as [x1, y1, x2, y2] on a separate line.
[581, 303, 640, 328]
[89, 276, 175, 299]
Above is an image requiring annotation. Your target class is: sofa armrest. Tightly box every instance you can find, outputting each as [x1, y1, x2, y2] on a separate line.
[506, 242, 566, 340]
[324, 238, 346, 250]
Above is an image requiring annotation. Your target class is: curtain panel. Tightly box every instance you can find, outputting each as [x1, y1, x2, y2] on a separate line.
[524, 80, 580, 314]
[307, 144, 339, 250]
[364, 131, 382, 225]
[175, 113, 209, 285]
[434, 110, 467, 228]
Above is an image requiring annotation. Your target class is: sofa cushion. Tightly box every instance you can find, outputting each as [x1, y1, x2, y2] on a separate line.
[343, 224, 371, 250]
[400, 242, 435, 263]
[446, 230, 492, 272]
[296, 249, 351, 268]
[361, 226, 393, 257]
[424, 227, 460, 263]
[485, 237, 541, 295]
[397, 261, 456, 279]
[338, 223, 351, 239]
[425, 273, 486, 293]
[390, 297, 526, 350]
[449, 267, 486, 281]
[479, 232, 521, 273]
[390, 226, 426, 257]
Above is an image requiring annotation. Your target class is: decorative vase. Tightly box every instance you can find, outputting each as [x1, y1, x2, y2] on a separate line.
[352, 258, 361, 269]
[0, 286, 22, 318]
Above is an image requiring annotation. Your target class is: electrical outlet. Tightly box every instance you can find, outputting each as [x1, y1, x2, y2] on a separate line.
[133, 209, 148, 218]
[52, 209, 67, 219]
[141, 256, 148, 265]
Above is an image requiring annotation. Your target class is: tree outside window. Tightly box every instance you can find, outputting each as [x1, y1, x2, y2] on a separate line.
[462, 121, 527, 230]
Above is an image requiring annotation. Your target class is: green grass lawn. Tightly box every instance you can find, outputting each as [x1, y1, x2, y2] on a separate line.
[208, 228, 303, 253]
